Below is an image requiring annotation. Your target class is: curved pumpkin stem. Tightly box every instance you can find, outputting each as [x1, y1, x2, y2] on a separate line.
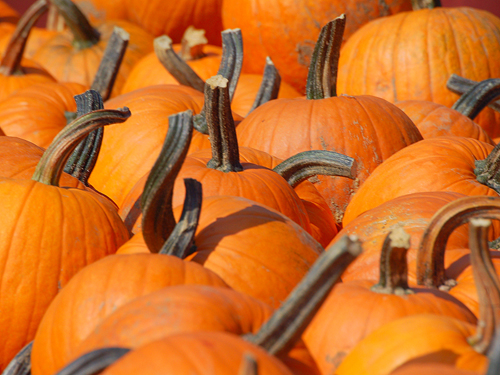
[239, 353, 258, 375]
[305, 14, 345, 100]
[475, 145, 500, 195]
[451, 78, 500, 120]
[2, 341, 32, 375]
[487, 329, 500, 375]
[204, 75, 243, 172]
[466, 218, 500, 354]
[0, 0, 48, 76]
[411, 0, 441, 10]
[245, 235, 362, 357]
[371, 228, 413, 295]
[273, 150, 357, 187]
[417, 196, 500, 289]
[140, 110, 195, 254]
[53, 347, 130, 375]
[32, 100, 131, 186]
[47, 0, 100, 50]
[447, 74, 500, 114]
[246, 57, 281, 116]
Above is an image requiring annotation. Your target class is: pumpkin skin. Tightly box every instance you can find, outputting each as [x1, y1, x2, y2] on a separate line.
[236, 94, 423, 223]
[0, 1, 18, 24]
[390, 363, 477, 375]
[221, 0, 412, 92]
[30, 254, 228, 375]
[99, 331, 293, 375]
[337, 7, 500, 138]
[343, 137, 496, 226]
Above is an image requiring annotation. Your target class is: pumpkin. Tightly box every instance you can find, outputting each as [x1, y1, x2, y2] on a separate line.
[0, 1, 18, 25]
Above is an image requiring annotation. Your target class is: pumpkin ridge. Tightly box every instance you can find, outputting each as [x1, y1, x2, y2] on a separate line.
[462, 9, 491, 78]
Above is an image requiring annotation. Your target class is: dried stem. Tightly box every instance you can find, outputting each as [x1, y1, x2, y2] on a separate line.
[447, 74, 500, 114]
[246, 57, 281, 116]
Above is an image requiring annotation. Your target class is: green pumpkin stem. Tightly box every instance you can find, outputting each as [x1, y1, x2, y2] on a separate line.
[0, 0, 48, 76]
[273, 150, 357, 188]
[180, 26, 208, 61]
[411, 0, 441, 10]
[371, 228, 413, 295]
[244, 235, 362, 357]
[140, 110, 195, 254]
[53, 348, 130, 375]
[465, 218, 500, 353]
[154, 35, 206, 92]
[416, 196, 500, 290]
[194, 29, 243, 134]
[305, 14, 345, 100]
[246, 57, 281, 116]
[239, 353, 258, 375]
[451, 78, 500, 120]
[32, 99, 131, 186]
[48, 0, 100, 50]
[204, 75, 243, 172]
[447, 74, 500, 114]
[2, 341, 32, 375]
[475, 144, 500, 195]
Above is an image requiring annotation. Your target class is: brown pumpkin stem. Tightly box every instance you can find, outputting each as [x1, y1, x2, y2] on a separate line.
[451, 78, 500, 120]
[475, 143, 500, 195]
[204, 75, 243, 172]
[246, 57, 281, 116]
[194, 29, 243, 134]
[32, 99, 130, 186]
[239, 353, 258, 375]
[411, 0, 441, 10]
[2, 341, 32, 375]
[447, 74, 500, 114]
[465, 218, 500, 353]
[154, 35, 206, 92]
[371, 228, 413, 295]
[53, 347, 130, 375]
[273, 150, 357, 188]
[416, 196, 500, 289]
[180, 26, 208, 61]
[46, 2, 65, 31]
[0, 0, 48, 76]
[47, 0, 100, 50]
[245, 235, 362, 357]
[140, 110, 195, 254]
[159, 178, 202, 259]
[487, 329, 500, 375]
[305, 14, 345, 100]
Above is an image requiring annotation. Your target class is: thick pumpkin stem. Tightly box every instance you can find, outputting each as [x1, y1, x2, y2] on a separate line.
[246, 57, 281, 116]
[273, 150, 357, 188]
[417, 196, 500, 289]
[0, 0, 48, 76]
[32, 100, 131, 186]
[465, 219, 500, 354]
[487, 330, 500, 375]
[447, 74, 500, 114]
[245, 235, 362, 357]
[305, 14, 345, 100]
[411, 0, 441, 10]
[46, 2, 64, 31]
[451, 78, 500, 120]
[53, 347, 130, 375]
[2, 341, 32, 375]
[204, 75, 243, 172]
[239, 353, 258, 375]
[47, 0, 100, 50]
[180, 26, 208, 61]
[194, 29, 243, 134]
[154, 35, 206, 92]
[371, 228, 413, 295]
[475, 143, 500, 195]
[141, 110, 194, 254]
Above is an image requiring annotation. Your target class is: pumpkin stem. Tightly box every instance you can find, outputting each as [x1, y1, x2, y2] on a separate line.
[371, 228, 413, 295]
[244, 235, 362, 357]
[273, 150, 357, 188]
[246, 57, 281, 116]
[2, 341, 32, 375]
[411, 0, 441, 10]
[239, 353, 258, 375]
[154, 35, 206, 92]
[194, 29, 243, 134]
[475, 143, 500, 195]
[204, 75, 243, 172]
[451, 78, 500, 120]
[46, 2, 65, 31]
[487, 330, 500, 375]
[140, 110, 194, 254]
[32, 96, 131, 186]
[465, 218, 500, 353]
[305, 14, 345, 100]
[0, 0, 48, 76]
[447, 74, 500, 114]
[180, 26, 208, 61]
[416, 196, 500, 290]
[53, 347, 130, 375]
[47, 0, 100, 50]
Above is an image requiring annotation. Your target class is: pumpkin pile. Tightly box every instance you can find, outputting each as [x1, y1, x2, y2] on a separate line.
[0, 0, 500, 374]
